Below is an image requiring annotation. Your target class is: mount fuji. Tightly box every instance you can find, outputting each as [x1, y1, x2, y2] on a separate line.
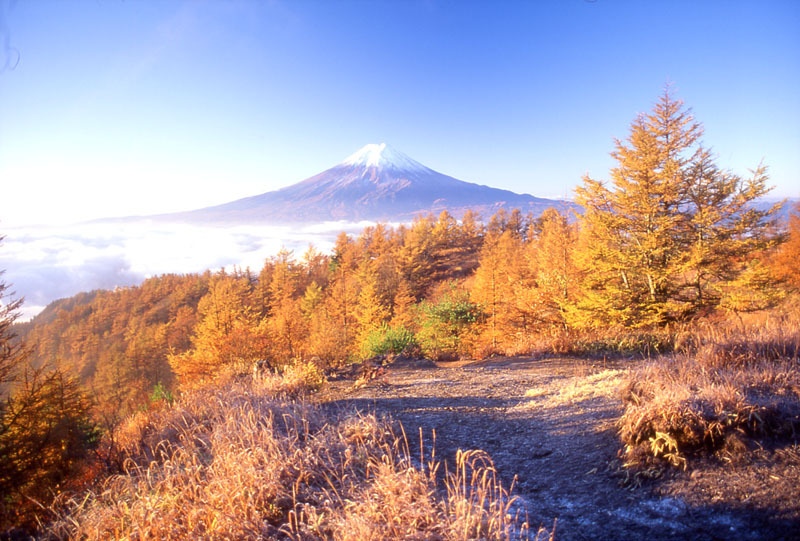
[168, 143, 575, 224]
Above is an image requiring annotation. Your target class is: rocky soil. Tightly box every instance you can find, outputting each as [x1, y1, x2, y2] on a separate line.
[316, 356, 800, 540]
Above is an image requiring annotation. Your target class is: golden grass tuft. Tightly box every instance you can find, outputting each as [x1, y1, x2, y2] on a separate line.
[45, 371, 541, 540]
[618, 320, 800, 469]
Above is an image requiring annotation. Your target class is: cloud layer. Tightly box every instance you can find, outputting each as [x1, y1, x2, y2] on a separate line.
[1, 220, 373, 320]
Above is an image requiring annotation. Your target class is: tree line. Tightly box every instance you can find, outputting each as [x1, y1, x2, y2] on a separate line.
[17, 89, 799, 402]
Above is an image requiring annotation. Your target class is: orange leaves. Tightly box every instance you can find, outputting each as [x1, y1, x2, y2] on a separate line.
[772, 202, 800, 290]
[170, 274, 270, 386]
[575, 89, 781, 328]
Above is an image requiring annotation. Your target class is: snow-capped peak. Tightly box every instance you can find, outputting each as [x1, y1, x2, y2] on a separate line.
[341, 143, 428, 172]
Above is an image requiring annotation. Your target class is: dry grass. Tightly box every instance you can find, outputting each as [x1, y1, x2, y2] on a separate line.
[488, 326, 681, 360]
[43, 368, 541, 540]
[522, 369, 626, 408]
[618, 320, 800, 469]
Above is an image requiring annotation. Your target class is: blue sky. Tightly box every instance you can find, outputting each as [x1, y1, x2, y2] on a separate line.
[1, 0, 799, 226]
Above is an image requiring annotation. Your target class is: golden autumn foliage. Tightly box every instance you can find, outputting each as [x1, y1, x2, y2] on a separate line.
[169, 272, 270, 385]
[0, 266, 24, 393]
[470, 230, 524, 352]
[522, 208, 581, 334]
[355, 262, 391, 358]
[20, 112, 791, 387]
[18, 92, 790, 397]
[391, 277, 417, 329]
[772, 201, 800, 290]
[1, 237, 96, 530]
[575, 88, 781, 328]
[266, 250, 307, 362]
[0, 370, 95, 525]
[22, 273, 210, 417]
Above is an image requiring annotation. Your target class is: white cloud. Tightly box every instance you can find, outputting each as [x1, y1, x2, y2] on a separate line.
[0, 220, 362, 320]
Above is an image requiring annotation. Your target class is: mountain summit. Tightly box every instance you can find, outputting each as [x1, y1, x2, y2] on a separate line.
[173, 144, 574, 224]
[342, 143, 427, 172]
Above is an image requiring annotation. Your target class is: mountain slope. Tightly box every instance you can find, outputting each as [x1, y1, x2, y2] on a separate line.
[169, 143, 575, 224]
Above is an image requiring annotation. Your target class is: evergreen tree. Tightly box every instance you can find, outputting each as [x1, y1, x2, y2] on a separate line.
[354, 263, 391, 358]
[772, 201, 800, 290]
[519, 208, 580, 333]
[470, 229, 525, 351]
[575, 88, 781, 327]
[169, 273, 269, 384]
[418, 283, 481, 361]
[0, 238, 95, 529]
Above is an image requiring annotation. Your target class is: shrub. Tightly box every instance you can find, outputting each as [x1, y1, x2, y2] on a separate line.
[570, 328, 678, 357]
[149, 381, 175, 407]
[417, 289, 482, 361]
[618, 324, 800, 469]
[278, 358, 326, 394]
[363, 324, 418, 358]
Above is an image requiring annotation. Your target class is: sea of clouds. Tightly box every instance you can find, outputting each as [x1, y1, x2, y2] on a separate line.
[1, 220, 376, 320]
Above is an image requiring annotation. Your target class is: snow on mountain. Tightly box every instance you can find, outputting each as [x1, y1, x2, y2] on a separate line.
[163, 144, 576, 224]
[342, 143, 428, 173]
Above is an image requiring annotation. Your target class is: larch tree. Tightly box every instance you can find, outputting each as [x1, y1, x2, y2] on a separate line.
[519, 208, 580, 334]
[676, 150, 780, 311]
[267, 249, 306, 362]
[318, 232, 360, 362]
[300, 281, 324, 319]
[354, 262, 391, 358]
[299, 244, 330, 293]
[458, 209, 484, 275]
[772, 201, 800, 290]
[430, 211, 461, 281]
[169, 273, 269, 385]
[575, 88, 781, 328]
[0, 267, 25, 393]
[470, 229, 525, 352]
[391, 277, 417, 330]
[398, 215, 437, 298]
[0, 238, 95, 529]
[360, 223, 402, 310]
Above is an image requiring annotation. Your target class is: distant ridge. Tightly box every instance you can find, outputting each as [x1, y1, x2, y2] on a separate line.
[163, 143, 577, 224]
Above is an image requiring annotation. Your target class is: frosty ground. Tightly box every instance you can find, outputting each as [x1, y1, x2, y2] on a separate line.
[318, 356, 800, 541]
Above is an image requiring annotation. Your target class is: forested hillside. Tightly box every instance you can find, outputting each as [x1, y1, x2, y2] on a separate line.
[19, 92, 797, 417]
[21, 92, 795, 412]
[20, 210, 489, 415]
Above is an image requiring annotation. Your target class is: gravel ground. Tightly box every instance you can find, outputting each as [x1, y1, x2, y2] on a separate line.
[316, 355, 800, 541]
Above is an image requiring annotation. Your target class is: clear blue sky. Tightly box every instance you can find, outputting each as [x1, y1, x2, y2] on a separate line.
[1, 0, 799, 226]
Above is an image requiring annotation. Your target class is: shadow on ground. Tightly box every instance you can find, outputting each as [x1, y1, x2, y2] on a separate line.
[318, 358, 800, 540]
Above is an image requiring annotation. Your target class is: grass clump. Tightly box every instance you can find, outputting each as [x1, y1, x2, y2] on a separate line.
[618, 323, 800, 469]
[569, 329, 678, 358]
[44, 372, 537, 540]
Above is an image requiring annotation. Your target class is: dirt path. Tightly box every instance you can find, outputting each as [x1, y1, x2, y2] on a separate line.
[317, 356, 799, 540]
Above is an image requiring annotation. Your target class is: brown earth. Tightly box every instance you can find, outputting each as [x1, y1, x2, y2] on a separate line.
[316, 356, 800, 541]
